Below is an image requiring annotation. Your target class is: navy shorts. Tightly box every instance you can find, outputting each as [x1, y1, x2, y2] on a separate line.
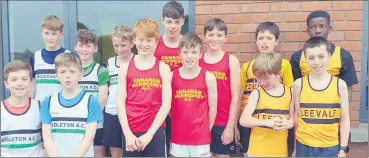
[238, 123, 251, 153]
[211, 126, 236, 155]
[103, 112, 123, 148]
[287, 128, 294, 156]
[94, 128, 103, 146]
[122, 127, 166, 157]
[296, 140, 339, 157]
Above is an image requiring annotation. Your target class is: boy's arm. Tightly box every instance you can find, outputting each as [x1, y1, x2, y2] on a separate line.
[339, 50, 358, 101]
[98, 66, 109, 109]
[290, 51, 302, 81]
[40, 97, 58, 157]
[282, 60, 295, 87]
[239, 90, 273, 128]
[116, 63, 133, 136]
[226, 55, 241, 130]
[146, 62, 172, 136]
[292, 79, 302, 153]
[75, 96, 102, 157]
[206, 71, 217, 129]
[338, 79, 350, 147]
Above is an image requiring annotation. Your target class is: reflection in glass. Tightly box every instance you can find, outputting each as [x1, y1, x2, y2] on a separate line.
[8, 1, 65, 62]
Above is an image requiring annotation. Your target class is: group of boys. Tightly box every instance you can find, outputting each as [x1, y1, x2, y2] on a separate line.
[1, 1, 358, 157]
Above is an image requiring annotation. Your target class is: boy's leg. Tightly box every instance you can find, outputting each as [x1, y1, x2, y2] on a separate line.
[295, 140, 314, 157]
[189, 144, 211, 157]
[143, 127, 166, 157]
[102, 112, 123, 157]
[165, 116, 171, 155]
[239, 123, 251, 157]
[287, 128, 294, 156]
[170, 143, 191, 157]
[211, 126, 236, 157]
[316, 145, 340, 157]
[94, 127, 106, 157]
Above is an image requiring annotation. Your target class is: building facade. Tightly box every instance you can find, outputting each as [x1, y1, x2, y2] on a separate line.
[1, 1, 368, 156]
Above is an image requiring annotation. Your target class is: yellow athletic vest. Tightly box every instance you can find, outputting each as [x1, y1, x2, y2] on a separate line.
[296, 75, 341, 147]
[240, 59, 294, 114]
[247, 85, 291, 157]
[300, 46, 341, 76]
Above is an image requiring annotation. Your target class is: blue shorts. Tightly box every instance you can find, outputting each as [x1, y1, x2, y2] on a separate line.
[238, 122, 251, 153]
[103, 112, 123, 148]
[122, 127, 166, 157]
[211, 126, 236, 155]
[94, 128, 103, 146]
[296, 140, 339, 157]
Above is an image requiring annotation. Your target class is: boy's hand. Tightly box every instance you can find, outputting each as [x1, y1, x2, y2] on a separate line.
[137, 133, 153, 151]
[221, 126, 234, 145]
[338, 150, 346, 157]
[273, 117, 292, 132]
[235, 125, 240, 145]
[265, 117, 279, 128]
[125, 133, 139, 152]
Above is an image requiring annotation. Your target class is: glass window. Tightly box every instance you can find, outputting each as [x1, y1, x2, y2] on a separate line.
[8, 1, 65, 62]
[76, 1, 191, 66]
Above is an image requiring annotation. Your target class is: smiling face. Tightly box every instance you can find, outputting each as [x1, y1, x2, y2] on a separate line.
[256, 30, 279, 54]
[304, 45, 330, 75]
[204, 28, 227, 52]
[4, 70, 32, 98]
[179, 44, 202, 69]
[255, 73, 281, 90]
[133, 34, 158, 56]
[74, 42, 97, 61]
[112, 36, 134, 58]
[162, 17, 184, 38]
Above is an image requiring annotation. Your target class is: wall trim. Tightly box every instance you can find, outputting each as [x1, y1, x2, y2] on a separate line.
[359, 0, 368, 123]
[1, 0, 10, 99]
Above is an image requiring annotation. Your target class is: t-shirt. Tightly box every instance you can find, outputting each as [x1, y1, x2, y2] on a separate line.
[29, 47, 67, 78]
[40, 91, 103, 124]
[82, 61, 109, 86]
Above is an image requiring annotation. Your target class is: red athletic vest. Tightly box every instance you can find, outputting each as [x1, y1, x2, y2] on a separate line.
[199, 52, 231, 126]
[154, 36, 182, 71]
[171, 68, 211, 145]
[125, 59, 165, 132]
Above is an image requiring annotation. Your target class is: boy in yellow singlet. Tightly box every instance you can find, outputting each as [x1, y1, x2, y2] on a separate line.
[238, 22, 294, 156]
[239, 52, 294, 157]
[293, 37, 350, 157]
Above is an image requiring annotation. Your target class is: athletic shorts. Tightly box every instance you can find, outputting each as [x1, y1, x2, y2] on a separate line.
[211, 126, 236, 155]
[170, 142, 211, 157]
[238, 122, 251, 153]
[287, 128, 294, 156]
[122, 127, 166, 157]
[103, 112, 123, 148]
[165, 116, 171, 155]
[296, 141, 339, 157]
[94, 128, 104, 146]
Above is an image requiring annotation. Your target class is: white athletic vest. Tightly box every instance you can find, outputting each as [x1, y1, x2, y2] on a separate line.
[105, 57, 119, 115]
[79, 62, 103, 129]
[1, 98, 43, 157]
[49, 93, 94, 157]
[34, 49, 71, 101]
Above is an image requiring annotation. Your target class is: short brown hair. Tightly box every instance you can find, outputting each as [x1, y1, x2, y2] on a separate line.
[112, 25, 133, 42]
[76, 29, 97, 45]
[41, 15, 64, 32]
[162, 1, 184, 19]
[252, 52, 282, 78]
[204, 18, 228, 35]
[55, 53, 82, 72]
[4, 60, 32, 81]
[255, 22, 280, 40]
[133, 18, 160, 39]
[179, 33, 204, 53]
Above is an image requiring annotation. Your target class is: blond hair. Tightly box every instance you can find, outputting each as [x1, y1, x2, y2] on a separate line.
[112, 25, 133, 42]
[55, 53, 82, 72]
[76, 29, 97, 45]
[252, 52, 282, 78]
[41, 15, 64, 32]
[4, 60, 32, 81]
[133, 18, 160, 39]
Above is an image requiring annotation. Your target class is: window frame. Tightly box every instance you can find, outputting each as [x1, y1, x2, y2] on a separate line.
[359, 0, 368, 123]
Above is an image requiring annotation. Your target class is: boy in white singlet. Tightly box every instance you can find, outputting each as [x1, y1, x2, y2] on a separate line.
[1, 61, 43, 157]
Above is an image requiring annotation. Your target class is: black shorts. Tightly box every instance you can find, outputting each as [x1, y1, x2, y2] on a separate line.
[165, 116, 171, 155]
[238, 123, 251, 153]
[122, 127, 166, 157]
[287, 128, 294, 157]
[94, 128, 104, 146]
[103, 112, 123, 148]
[211, 126, 236, 155]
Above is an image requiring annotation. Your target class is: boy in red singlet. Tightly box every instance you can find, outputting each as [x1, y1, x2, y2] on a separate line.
[116, 18, 172, 157]
[170, 33, 218, 157]
[155, 1, 184, 71]
[199, 18, 241, 157]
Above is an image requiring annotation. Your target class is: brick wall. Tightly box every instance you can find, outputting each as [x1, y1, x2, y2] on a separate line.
[195, 0, 367, 156]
